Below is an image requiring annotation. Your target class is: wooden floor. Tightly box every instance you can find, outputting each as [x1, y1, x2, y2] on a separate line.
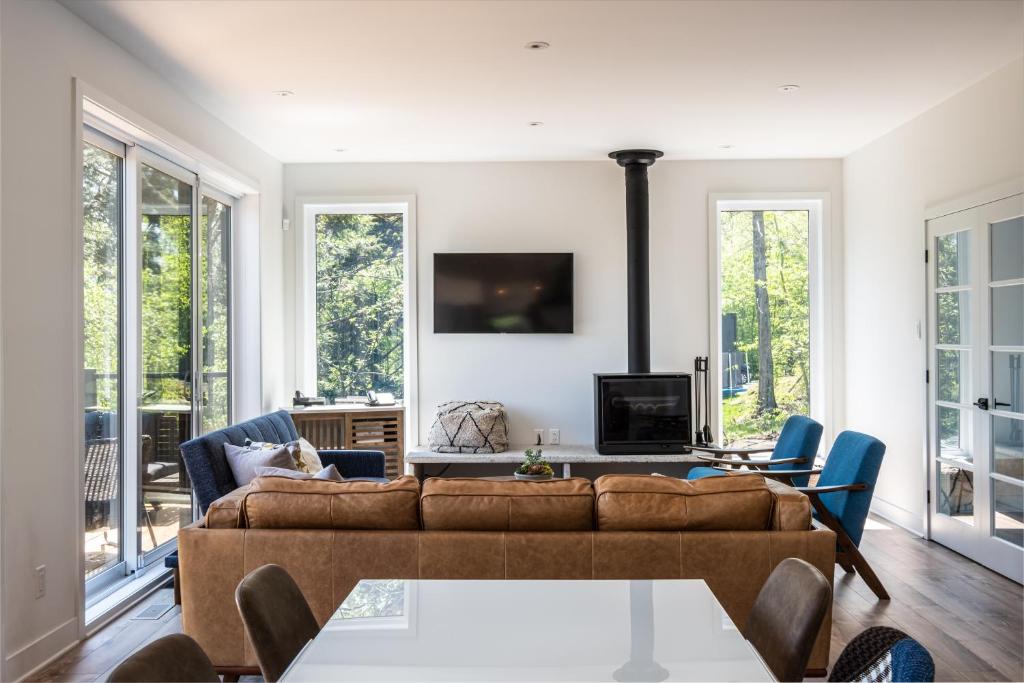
[29, 517, 1024, 682]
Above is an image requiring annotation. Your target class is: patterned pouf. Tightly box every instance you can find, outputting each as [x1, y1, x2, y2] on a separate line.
[428, 401, 509, 453]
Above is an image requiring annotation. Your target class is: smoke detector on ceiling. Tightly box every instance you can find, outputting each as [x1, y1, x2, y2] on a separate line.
[777, 84, 800, 93]
[525, 41, 550, 50]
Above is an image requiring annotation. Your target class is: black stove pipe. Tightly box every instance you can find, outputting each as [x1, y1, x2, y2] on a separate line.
[609, 149, 663, 374]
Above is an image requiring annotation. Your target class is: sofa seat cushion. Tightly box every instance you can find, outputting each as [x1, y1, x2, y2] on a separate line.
[421, 477, 595, 531]
[204, 485, 250, 529]
[241, 475, 420, 530]
[594, 474, 780, 531]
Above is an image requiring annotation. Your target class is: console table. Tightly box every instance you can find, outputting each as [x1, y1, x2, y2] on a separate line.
[285, 404, 405, 479]
[406, 444, 705, 480]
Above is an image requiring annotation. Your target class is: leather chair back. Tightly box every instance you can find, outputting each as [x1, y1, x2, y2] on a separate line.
[235, 563, 320, 682]
[746, 557, 831, 682]
[768, 415, 824, 486]
[106, 634, 218, 682]
[816, 431, 887, 546]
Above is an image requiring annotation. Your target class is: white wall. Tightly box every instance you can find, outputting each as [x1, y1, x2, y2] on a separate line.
[283, 159, 844, 446]
[843, 59, 1024, 534]
[0, 0, 283, 678]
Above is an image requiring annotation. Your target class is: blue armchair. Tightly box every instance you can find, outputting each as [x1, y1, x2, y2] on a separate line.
[179, 410, 387, 514]
[687, 415, 823, 487]
[759, 429, 889, 600]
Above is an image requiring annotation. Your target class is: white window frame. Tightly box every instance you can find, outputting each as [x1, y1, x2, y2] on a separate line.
[295, 196, 418, 449]
[707, 193, 833, 448]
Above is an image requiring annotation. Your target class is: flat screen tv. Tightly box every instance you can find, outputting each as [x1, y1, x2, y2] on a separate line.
[434, 253, 573, 333]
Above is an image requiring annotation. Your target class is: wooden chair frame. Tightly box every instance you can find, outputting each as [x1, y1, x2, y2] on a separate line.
[750, 470, 891, 601]
[699, 453, 810, 470]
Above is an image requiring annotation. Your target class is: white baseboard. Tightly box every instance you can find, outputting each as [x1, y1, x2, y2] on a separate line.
[870, 497, 926, 537]
[5, 617, 79, 682]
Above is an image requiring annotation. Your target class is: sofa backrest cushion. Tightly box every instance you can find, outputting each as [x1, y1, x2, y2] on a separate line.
[594, 474, 784, 531]
[180, 410, 300, 514]
[241, 475, 420, 530]
[420, 477, 594, 531]
[763, 477, 812, 531]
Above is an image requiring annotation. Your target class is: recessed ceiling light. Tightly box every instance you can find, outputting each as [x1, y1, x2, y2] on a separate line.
[527, 121, 544, 127]
[272, 89, 294, 97]
[777, 84, 800, 93]
[525, 41, 550, 50]
[719, 144, 733, 149]
[333, 148, 347, 153]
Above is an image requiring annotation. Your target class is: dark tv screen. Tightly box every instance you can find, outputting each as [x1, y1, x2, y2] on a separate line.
[434, 253, 573, 333]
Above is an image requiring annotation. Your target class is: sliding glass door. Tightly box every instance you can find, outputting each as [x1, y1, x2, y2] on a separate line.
[138, 157, 196, 558]
[83, 128, 234, 596]
[83, 133, 125, 587]
[200, 193, 232, 432]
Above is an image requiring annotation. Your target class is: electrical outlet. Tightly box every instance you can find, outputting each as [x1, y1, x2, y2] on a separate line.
[35, 565, 46, 599]
[549, 428, 561, 445]
[533, 429, 544, 446]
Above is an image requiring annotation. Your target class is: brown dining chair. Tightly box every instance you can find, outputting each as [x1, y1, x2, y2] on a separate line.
[106, 634, 218, 682]
[235, 564, 320, 682]
[745, 557, 832, 682]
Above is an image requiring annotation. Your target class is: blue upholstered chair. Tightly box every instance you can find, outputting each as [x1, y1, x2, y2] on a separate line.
[762, 429, 890, 600]
[828, 626, 934, 682]
[687, 415, 823, 487]
[179, 410, 387, 515]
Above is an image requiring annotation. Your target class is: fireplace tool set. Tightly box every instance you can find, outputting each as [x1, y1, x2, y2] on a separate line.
[693, 357, 713, 446]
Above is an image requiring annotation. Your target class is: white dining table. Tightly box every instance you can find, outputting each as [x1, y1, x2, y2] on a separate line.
[280, 579, 775, 682]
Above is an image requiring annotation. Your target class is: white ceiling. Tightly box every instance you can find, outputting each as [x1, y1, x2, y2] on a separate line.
[63, 0, 1023, 163]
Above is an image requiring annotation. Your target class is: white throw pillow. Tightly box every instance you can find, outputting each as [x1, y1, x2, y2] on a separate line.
[296, 438, 325, 473]
[253, 464, 343, 482]
[254, 466, 313, 480]
[224, 443, 295, 486]
[245, 438, 324, 474]
[312, 464, 344, 481]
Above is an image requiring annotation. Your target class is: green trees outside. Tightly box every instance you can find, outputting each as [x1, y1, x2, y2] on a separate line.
[720, 210, 810, 444]
[200, 197, 231, 432]
[139, 165, 193, 407]
[934, 231, 970, 453]
[315, 213, 404, 400]
[83, 155, 230, 432]
[83, 145, 121, 412]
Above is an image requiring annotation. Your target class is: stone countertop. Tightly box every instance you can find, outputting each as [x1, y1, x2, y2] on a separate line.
[406, 444, 706, 463]
[282, 403, 405, 413]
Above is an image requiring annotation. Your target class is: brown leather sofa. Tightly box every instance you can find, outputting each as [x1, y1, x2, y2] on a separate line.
[178, 473, 836, 675]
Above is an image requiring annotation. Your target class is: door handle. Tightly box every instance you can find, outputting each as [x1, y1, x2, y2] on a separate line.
[994, 400, 1012, 408]
[974, 398, 989, 410]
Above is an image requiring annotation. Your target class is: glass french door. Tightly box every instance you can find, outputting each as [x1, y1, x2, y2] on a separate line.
[927, 192, 1023, 582]
[83, 129, 233, 597]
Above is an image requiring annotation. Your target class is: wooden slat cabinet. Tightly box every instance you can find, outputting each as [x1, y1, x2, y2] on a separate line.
[289, 407, 405, 479]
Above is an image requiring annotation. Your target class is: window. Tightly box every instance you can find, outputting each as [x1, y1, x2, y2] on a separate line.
[316, 211, 404, 399]
[710, 197, 828, 447]
[298, 200, 416, 417]
[81, 122, 237, 601]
